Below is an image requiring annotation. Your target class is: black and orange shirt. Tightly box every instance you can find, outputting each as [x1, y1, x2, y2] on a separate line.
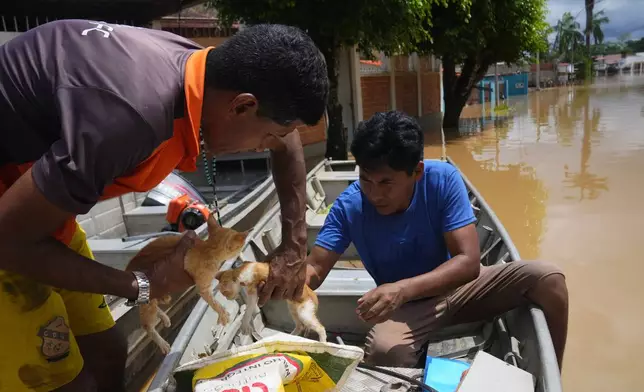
[0, 19, 211, 219]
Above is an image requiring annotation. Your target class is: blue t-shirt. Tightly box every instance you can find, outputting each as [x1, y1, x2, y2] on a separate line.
[315, 159, 476, 286]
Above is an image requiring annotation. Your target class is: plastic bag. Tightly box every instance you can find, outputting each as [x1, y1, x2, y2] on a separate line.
[173, 334, 364, 392]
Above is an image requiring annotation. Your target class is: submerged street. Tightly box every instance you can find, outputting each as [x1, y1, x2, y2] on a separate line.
[424, 75, 644, 391]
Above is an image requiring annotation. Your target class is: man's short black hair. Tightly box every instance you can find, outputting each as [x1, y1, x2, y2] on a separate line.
[205, 24, 329, 126]
[350, 111, 424, 175]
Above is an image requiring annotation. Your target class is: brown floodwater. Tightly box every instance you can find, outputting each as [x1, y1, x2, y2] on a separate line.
[423, 76, 644, 391]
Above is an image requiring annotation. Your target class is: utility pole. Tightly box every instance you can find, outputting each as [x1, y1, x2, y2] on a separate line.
[536, 51, 541, 90]
[571, 41, 575, 83]
[494, 63, 499, 104]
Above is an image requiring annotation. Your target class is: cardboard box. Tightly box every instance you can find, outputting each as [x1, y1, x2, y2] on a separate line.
[456, 351, 534, 392]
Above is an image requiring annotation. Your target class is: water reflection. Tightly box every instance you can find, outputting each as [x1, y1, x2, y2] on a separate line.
[440, 143, 548, 259]
[561, 90, 608, 201]
[423, 76, 644, 392]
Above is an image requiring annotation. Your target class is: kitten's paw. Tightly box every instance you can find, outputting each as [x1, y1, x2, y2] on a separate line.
[159, 311, 172, 328]
[161, 316, 171, 328]
[158, 340, 171, 355]
[241, 320, 254, 336]
[217, 311, 230, 326]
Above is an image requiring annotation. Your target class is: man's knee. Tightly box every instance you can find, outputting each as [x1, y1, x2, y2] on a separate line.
[365, 336, 420, 367]
[537, 273, 568, 305]
[525, 261, 568, 308]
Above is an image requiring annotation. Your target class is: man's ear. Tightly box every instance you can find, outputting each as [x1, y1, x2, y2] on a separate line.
[414, 161, 425, 181]
[230, 93, 258, 116]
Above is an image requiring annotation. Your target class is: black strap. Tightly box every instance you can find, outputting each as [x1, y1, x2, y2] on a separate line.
[199, 128, 222, 226]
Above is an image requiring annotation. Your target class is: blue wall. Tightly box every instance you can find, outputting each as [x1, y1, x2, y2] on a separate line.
[482, 73, 529, 96]
[504, 73, 529, 96]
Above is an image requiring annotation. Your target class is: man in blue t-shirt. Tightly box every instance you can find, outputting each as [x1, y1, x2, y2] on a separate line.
[306, 111, 568, 370]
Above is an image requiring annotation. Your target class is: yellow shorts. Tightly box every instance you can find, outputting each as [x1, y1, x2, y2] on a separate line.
[0, 223, 116, 392]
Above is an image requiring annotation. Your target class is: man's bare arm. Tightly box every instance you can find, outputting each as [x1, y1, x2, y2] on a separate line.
[399, 224, 480, 302]
[270, 130, 307, 258]
[0, 169, 139, 299]
[305, 246, 342, 291]
[258, 130, 309, 304]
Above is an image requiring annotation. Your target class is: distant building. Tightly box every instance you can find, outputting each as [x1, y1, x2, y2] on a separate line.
[617, 53, 644, 74]
[593, 53, 622, 71]
[152, 4, 239, 47]
[529, 63, 556, 87]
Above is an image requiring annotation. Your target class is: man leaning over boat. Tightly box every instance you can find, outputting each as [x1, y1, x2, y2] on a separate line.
[0, 20, 328, 392]
[305, 111, 569, 371]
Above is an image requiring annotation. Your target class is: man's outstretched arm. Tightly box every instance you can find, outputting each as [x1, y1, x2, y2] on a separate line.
[356, 223, 480, 324]
[0, 169, 197, 301]
[272, 129, 308, 257]
[357, 169, 480, 324]
[305, 246, 342, 291]
[0, 169, 141, 299]
[396, 223, 481, 301]
[259, 130, 308, 305]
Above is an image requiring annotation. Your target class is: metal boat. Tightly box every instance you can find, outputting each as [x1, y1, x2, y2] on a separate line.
[145, 157, 562, 392]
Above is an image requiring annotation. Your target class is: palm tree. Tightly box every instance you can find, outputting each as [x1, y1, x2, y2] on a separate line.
[585, 0, 594, 55]
[592, 10, 610, 45]
[553, 12, 584, 63]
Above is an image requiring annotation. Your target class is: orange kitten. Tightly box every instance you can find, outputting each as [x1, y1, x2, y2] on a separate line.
[125, 214, 249, 354]
[215, 261, 327, 343]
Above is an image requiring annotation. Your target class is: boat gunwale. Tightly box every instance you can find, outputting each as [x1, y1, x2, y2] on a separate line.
[446, 157, 562, 392]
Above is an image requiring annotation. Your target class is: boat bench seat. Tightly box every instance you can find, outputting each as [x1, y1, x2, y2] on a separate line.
[306, 210, 327, 229]
[314, 171, 359, 182]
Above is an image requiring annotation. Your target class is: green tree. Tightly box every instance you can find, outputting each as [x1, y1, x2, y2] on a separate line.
[207, 0, 464, 159]
[617, 32, 632, 48]
[629, 38, 644, 53]
[591, 10, 610, 45]
[553, 12, 584, 62]
[416, 0, 548, 129]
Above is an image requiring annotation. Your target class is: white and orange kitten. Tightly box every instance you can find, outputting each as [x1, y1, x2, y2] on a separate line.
[215, 261, 327, 343]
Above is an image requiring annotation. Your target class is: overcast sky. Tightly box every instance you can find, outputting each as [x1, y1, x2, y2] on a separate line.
[547, 0, 644, 41]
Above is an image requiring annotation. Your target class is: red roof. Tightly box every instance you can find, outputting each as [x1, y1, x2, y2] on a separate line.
[360, 60, 382, 67]
[530, 63, 554, 71]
